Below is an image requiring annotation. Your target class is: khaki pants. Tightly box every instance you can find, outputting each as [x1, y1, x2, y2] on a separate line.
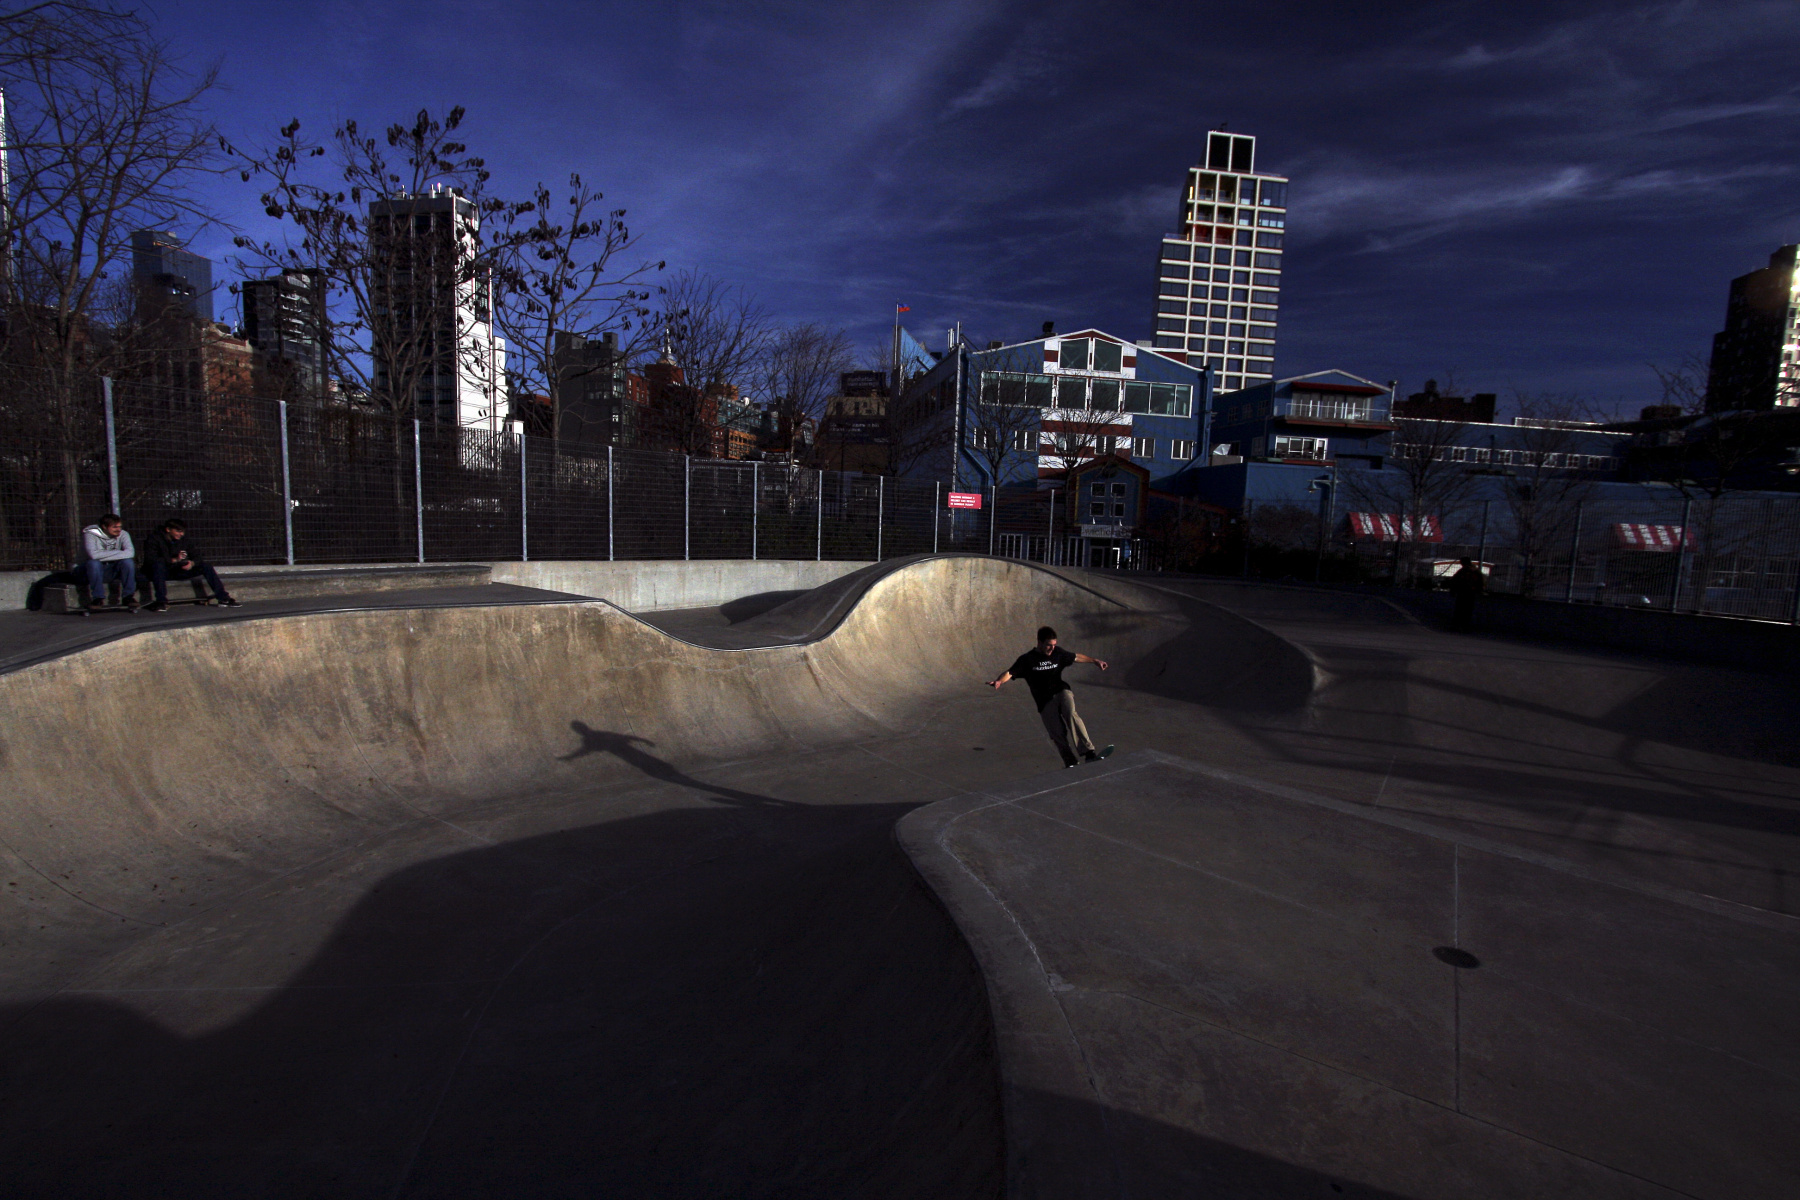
[1039, 689, 1096, 765]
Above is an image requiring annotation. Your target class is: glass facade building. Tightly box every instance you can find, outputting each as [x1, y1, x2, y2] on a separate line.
[1150, 131, 1286, 394]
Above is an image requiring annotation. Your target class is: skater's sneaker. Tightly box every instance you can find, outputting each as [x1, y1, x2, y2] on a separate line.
[124, 598, 141, 613]
[1083, 745, 1116, 763]
[146, 600, 169, 613]
[220, 596, 242, 608]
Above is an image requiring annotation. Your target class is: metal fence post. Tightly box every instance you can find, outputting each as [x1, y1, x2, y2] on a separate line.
[933, 481, 940, 553]
[412, 419, 425, 564]
[1790, 553, 1800, 625]
[1475, 499, 1489, 573]
[876, 475, 884, 560]
[1241, 498, 1254, 579]
[278, 400, 294, 565]
[519, 434, 529, 562]
[1669, 496, 1692, 611]
[988, 483, 996, 556]
[684, 454, 691, 561]
[1046, 488, 1055, 563]
[1564, 500, 1583, 602]
[751, 460, 758, 561]
[101, 376, 119, 514]
[607, 445, 615, 562]
[816, 469, 823, 561]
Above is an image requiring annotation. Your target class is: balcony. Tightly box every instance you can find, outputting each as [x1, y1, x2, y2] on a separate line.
[1277, 396, 1394, 429]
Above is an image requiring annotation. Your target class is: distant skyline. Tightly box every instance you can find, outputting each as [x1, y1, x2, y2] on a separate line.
[150, 0, 1800, 417]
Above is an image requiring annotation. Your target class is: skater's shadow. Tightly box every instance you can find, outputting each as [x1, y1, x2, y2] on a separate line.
[560, 721, 799, 808]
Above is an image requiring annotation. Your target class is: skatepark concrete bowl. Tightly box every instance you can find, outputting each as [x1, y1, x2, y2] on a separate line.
[1, 554, 1796, 1198]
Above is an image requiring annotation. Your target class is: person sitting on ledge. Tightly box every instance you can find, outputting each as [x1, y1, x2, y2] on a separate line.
[141, 518, 240, 612]
[79, 514, 138, 611]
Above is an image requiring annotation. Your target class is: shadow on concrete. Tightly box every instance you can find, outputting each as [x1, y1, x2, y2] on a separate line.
[560, 722, 802, 808]
[0, 793, 1001, 1198]
[717, 589, 806, 624]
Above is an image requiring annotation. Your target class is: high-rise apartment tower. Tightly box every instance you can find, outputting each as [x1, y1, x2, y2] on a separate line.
[1705, 244, 1799, 412]
[242, 268, 328, 395]
[367, 186, 506, 428]
[1149, 131, 1286, 394]
[131, 229, 214, 323]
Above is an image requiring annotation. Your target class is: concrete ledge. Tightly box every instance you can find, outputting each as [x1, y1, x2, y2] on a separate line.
[490, 559, 875, 612]
[1392, 588, 1800, 673]
[4, 558, 875, 614]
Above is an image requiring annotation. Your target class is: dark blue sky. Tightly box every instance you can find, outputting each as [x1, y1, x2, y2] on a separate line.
[158, 0, 1800, 415]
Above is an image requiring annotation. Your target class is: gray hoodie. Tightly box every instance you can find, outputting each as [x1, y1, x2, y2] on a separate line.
[80, 524, 135, 563]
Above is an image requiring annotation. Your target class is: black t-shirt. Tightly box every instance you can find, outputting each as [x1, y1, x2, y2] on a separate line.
[1008, 647, 1077, 711]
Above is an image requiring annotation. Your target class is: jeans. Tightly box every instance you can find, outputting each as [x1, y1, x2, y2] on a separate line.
[148, 558, 228, 604]
[81, 558, 137, 605]
[1038, 689, 1097, 766]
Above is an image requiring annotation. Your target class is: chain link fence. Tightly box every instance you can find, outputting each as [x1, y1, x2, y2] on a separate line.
[1240, 489, 1800, 623]
[0, 369, 993, 572]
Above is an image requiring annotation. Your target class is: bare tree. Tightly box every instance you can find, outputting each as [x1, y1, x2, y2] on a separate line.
[231, 107, 503, 419]
[759, 322, 854, 464]
[1495, 392, 1602, 595]
[966, 343, 1045, 486]
[645, 271, 769, 455]
[0, 2, 220, 554]
[1347, 405, 1479, 586]
[490, 174, 661, 449]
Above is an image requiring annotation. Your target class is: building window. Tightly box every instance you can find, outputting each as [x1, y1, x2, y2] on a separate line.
[1111, 483, 1127, 495]
[1132, 436, 1156, 457]
[1054, 376, 1087, 408]
[1227, 341, 1245, 355]
[1272, 435, 1329, 461]
[1156, 317, 1185, 332]
[1060, 339, 1091, 370]
[1253, 272, 1280, 287]
[1255, 233, 1284, 248]
[1171, 439, 1195, 459]
[1091, 502, 1106, 518]
[1159, 300, 1185, 314]
[1252, 289, 1279, 305]
[1192, 267, 1212, 281]
[1230, 306, 1248, 320]
[1251, 307, 1278, 323]
[1113, 503, 1127, 517]
[1011, 429, 1035, 451]
[1254, 252, 1281, 269]
[1091, 379, 1121, 410]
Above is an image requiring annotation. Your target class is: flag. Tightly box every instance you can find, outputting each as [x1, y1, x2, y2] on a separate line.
[896, 304, 911, 312]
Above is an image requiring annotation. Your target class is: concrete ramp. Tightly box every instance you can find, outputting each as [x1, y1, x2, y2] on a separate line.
[0, 554, 1312, 1197]
[900, 750, 1800, 1200]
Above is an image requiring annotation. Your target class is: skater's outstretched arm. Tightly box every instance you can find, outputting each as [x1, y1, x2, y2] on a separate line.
[1070, 652, 1110, 670]
[987, 671, 1013, 689]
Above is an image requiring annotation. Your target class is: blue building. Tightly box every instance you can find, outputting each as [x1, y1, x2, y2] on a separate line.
[893, 326, 1212, 493]
[130, 229, 214, 323]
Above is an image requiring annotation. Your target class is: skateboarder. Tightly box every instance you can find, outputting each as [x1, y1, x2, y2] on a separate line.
[141, 518, 240, 611]
[988, 625, 1114, 768]
[1448, 557, 1485, 631]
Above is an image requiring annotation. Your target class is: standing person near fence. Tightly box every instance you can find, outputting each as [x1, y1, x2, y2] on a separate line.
[79, 515, 139, 612]
[987, 625, 1115, 768]
[1449, 557, 1485, 632]
[141, 519, 240, 611]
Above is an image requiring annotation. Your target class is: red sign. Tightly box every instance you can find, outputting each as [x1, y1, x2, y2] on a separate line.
[1348, 512, 1443, 542]
[1611, 523, 1693, 551]
[947, 491, 983, 510]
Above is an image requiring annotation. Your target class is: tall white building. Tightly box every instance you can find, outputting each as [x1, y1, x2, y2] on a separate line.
[367, 185, 506, 429]
[1149, 131, 1286, 394]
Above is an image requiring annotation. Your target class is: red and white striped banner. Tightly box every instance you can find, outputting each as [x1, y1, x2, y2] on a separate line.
[1347, 512, 1443, 542]
[1611, 523, 1692, 551]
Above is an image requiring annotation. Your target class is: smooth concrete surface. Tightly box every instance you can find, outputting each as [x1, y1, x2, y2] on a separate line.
[2, 557, 1798, 1196]
[900, 751, 1800, 1199]
[491, 557, 875, 611]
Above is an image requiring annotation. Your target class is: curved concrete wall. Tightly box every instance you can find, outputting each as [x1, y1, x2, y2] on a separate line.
[0, 557, 1313, 966]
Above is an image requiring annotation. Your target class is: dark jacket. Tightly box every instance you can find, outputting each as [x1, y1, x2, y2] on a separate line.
[1448, 565, 1486, 596]
[141, 529, 208, 570]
